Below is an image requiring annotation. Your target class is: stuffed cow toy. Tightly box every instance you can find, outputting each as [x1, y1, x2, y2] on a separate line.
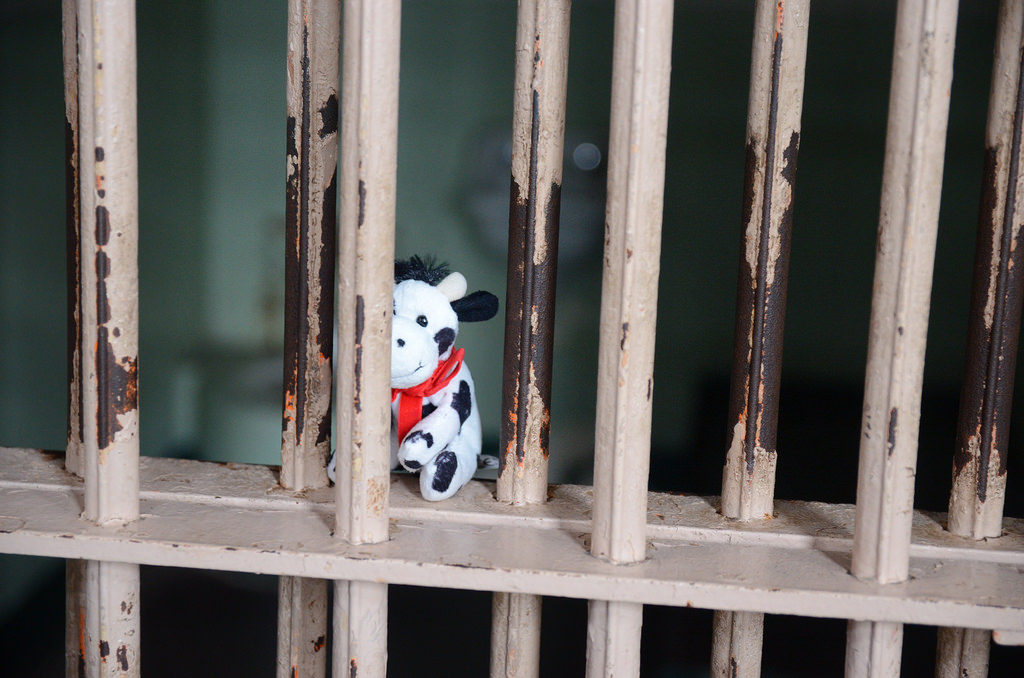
[328, 257, 499, 501]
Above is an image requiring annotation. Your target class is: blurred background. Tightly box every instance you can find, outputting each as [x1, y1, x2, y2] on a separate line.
[1, 0, 1021, 675]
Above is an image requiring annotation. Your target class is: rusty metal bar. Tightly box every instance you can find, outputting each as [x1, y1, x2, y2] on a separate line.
[722, 0, 809, 524]
[845, 0, 959, 675]
[586, 0, 674, 676]
[936, 2, 1024, 675]
[64, 0, 84, 479]
[713, 2, 809, 675]
[62, 2, 88, 675]
[278, 1, 339, 675]
[499, 0, 570, 506]
[948, 0, 1023, 546]
[333, 1, 400, 676]
[75, 0, 143, 675]
[492, 1, 571, 675]
[282, 0, 337, 493]
[66, 560, 87, 678]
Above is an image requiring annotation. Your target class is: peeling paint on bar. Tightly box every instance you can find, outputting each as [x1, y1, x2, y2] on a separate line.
[495, 3, 570, 674]
[939, 2, 1024, 675]
[73, 1, 142, 676]
[63, 0, 84, 478]
[949, 0, 1024, 541]
[499, 0, 570, 510]
[280, 3, 339, 678]
[846, 1, 959, 675]
[722, 0, 809, 525]
[714, 4, 808, 675]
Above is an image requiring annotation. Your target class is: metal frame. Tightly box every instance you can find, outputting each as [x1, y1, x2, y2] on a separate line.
[2, 1, 1023, 677]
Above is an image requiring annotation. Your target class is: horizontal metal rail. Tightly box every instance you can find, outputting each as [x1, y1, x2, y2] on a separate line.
[1, 448, 1022, 633]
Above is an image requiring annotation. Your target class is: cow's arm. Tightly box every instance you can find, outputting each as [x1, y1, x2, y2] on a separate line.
[397, 379, 472, 469]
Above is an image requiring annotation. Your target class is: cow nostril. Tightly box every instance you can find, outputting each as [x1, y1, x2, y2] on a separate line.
[396, 338, 405, 347]
[404, 459, 421, 470]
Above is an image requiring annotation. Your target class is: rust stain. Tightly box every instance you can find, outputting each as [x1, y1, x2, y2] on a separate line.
[312, 634, 326, 652]
[116, 645, 128, 671]
[887, 408, 898, 456]
[350, 658, 358, 677]
[66, 116, 83, 447]
[354, 295, 365, 413]
[94, 206, 138, 449]
[954, 48, 1024, 500]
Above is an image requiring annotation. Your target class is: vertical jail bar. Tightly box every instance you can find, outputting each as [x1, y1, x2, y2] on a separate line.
[278, 2, 339, 676]
[936, 2, 1024, 676]
[64, 0, 84, 479]
[75, 0, 142, 675]
[713, 2, 809, 676]
[333, 1, 400, 676]
[62, 2, 88, 674]
[585, 1, 674, 676]
[492, 1, 571, 676]
[845, 1, 959, 676]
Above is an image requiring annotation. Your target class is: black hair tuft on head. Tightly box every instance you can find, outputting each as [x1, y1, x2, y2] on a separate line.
[394, 255, 451, 286]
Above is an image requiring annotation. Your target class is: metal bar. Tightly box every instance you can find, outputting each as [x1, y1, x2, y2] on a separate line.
[4, 451, 1024, 631]
[949, 0, 1023, 545]
[333, 581, 388, 678]
[66, 560, 87, 678]
[711, 611, 764, 678]
[333, 2, 400, 676]
[62, 3, 88, 676]
[722, 0, 809, 523]
[936, 627, 991, 677]
[937, 3, 1024, 675]
[586, 600, 643, 678]
[76, 1, 142, 675]
[84, 560, 140, 677]
[491, 592, 542, 678]
[714, 2, 809, 675]
[278, 576, 329, 678]
[846, 0, 959, 675]
[282, 0, 338, 493]
[587, 0, 674, 675]
[499, 0, 571, 505]
[64, 0, 84, 479]
[279, 1, 339, 675]
[493, 1, 571, 675]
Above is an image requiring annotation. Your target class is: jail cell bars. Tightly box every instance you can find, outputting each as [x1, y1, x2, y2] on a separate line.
[0, 2, 1020, 678]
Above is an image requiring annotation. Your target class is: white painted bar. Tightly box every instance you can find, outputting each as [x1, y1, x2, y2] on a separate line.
[76, 1, 142, 675]
[587, 0, 674, 675]
[334, 1, 400, 676]
[846, 0, 959, 675]
[491, 592, 542, 678]
[1, 450, 1024, 631]
[278, 576, 329, 678]
[84, 560, 140, 677]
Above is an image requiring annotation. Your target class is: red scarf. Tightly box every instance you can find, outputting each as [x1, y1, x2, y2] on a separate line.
[392, 348, 464, 443]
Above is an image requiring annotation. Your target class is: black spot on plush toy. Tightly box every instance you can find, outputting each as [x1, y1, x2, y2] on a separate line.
[328, 256, 499, 501]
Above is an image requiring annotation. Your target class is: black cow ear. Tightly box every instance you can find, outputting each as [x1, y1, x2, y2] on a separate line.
[451, 291, 499, 322]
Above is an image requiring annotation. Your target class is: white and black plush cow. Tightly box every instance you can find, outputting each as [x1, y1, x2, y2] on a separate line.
[328, 257, 499, 501]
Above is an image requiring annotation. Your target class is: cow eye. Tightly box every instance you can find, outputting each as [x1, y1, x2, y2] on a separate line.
[416, 315, 428, 327]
